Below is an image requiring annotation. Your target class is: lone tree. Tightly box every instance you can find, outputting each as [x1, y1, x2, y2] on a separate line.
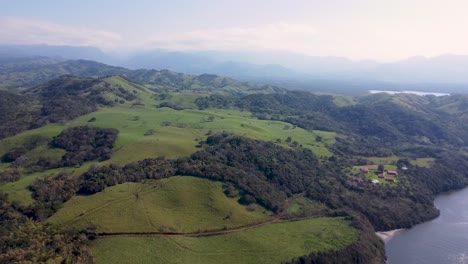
[378, 164, 385, 172]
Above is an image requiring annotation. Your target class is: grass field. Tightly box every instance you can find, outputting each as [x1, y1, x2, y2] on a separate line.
[48, 176, 271, 233]
[410, 158, 435, 168]
[92, 217, 358, 264]
[0, 124, 66, 157]
[68, 106, 336, 164]
[287, 196, 328, 216]
[333, 95, 357, 107]
[367, 156, 435, 168]
[366, 155, 400, 165]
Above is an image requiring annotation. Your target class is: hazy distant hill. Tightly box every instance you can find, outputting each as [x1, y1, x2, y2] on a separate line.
[123, 50, 298, 79]
[2, 45, 468, 94]
[0, 57, 284, 95]
[0, 57, 128, 89]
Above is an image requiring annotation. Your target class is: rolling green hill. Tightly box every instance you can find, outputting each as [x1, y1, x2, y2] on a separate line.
[0, 103, 335, 206]
[92, 217, 359, 264]
[48, 176, 271, 233]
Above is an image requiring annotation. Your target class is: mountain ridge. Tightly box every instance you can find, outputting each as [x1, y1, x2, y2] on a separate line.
[3, 45, 468, 95]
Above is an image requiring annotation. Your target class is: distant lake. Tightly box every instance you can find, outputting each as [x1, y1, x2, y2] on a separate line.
[369, 90, 450, 96]
[385, 187, 468, 264]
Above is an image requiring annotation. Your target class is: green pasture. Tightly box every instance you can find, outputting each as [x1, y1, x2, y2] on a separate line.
[48, 176, 271, 233]
[92, 217, 358, 264]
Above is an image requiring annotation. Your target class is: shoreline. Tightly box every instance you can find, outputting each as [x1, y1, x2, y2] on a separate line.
[376, 229, 404, 243]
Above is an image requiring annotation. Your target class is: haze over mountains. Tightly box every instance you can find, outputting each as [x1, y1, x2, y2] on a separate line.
[2, 44, 468, 94]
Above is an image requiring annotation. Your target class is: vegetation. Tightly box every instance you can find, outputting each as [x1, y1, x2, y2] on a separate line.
[71, 133, 333, 213]
[286, 196, 328, 217]
[92, 217, 358, 264]
[0, 192, 93, 263]
[48, 177, 271, 233]
[0, 58, 285, 96]
[49, 126, 118, 167]
[0, 75, 149, 140]
[25, 132, 446, 232]
[5, 59, 468, 263]
[66, 105, 335, 162]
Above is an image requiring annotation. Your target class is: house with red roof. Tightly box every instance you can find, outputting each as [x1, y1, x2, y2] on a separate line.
[387, 170, 398, 175]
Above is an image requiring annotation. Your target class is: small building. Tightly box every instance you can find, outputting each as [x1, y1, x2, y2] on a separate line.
[378, 173, 385, 178]
[372, 179, 380, 184]
[387, 170, 398, 175]
[360, 167, 369, 173]
[401, 166, 408, 170]
[384, 177, 395, 182]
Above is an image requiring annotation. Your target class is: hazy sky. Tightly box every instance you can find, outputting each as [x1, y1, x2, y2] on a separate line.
[1, 0, 468, 61]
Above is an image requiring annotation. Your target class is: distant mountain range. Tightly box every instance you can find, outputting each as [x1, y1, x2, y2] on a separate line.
[1, 44, 468, 94]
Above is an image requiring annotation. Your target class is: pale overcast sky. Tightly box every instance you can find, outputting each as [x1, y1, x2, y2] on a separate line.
[1, 0, 468, 61]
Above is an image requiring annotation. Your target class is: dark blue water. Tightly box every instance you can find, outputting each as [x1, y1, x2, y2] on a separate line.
[386, 188, 468, 264]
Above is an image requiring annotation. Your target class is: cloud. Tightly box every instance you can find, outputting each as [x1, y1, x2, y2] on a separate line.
[0, 16, 122, 48]
[0, 17, 318, 54]
[145, 22, 318, 52]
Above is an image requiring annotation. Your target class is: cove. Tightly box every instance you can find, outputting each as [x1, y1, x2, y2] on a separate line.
[385, 187, 468, 264]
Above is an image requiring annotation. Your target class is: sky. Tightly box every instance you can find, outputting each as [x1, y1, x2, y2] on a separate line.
[1, 0, 468, 61]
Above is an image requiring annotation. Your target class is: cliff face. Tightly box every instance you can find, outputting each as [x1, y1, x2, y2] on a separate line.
[287, 214, 386, 264]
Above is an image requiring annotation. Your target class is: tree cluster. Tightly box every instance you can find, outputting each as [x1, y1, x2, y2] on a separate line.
[50, 126, 118, 167]
[0, 192, 93, 263]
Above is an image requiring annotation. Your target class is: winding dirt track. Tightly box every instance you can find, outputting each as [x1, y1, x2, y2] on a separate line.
[96, 194, 303, 238]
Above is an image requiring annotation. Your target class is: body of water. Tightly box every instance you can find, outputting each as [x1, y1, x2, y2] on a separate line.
[386, 187, 468, 264]
[369, 90, 450, 96]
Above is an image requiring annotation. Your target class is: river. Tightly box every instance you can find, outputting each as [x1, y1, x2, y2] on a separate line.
[385, 187, 468, 264]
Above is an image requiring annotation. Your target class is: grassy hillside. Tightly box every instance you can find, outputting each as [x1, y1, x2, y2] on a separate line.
[0, 103, 335, 206]
[92, 217, 358, 264]
[48, 176, 271, 233]
[0, 75, 154, 140]
[69, 106, 335, 164]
